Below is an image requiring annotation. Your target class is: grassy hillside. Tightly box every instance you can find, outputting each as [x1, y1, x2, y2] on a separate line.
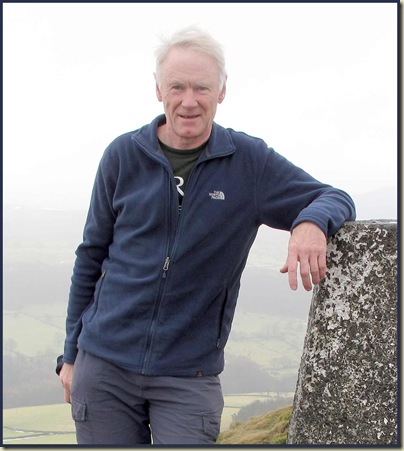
[221, 393, 292, 431]
[217, 405, 292, 445]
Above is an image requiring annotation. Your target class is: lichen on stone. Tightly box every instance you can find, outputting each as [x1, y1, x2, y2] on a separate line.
[287, 221, 397, 445]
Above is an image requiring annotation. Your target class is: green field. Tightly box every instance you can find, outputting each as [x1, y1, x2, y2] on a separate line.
[4, 209, 306, 445]
[226, 310, 306, 368]
[3, 404, 76, 445]
[3, 394, 282, 445]
[3, 301, 305, 445]
[4, 304, 306, 366]
[4, 306, 66, 357]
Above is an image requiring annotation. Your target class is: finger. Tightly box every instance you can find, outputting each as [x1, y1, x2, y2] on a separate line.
[299, 258, 312, 291]
[280, 262, 299, 290]
[62, 381, 72, 404]
[308, 254, 321, 286]
[287, 258, 299, 291]
[284, 247, 299, 290]
[64, 386, 71, 404]
[308, 251, 327, 286]
[282, 241, 299, 290]
[318, 252, 327, 281]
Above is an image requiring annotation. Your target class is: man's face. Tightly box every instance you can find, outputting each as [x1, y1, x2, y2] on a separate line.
[156, 47, 226, 149]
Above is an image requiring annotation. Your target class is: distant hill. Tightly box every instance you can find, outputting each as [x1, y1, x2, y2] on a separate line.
[6, 185, 395, 315]
[352, 186, 397, 220]
[3, 205, 310, 316]
[4, 205, 87, 261]
[2, 188, 396, 423]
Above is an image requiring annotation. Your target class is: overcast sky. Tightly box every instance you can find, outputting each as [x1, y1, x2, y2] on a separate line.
[4, 2, 398, 218]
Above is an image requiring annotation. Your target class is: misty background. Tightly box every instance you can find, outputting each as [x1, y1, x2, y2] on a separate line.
[3, 2, 397, 414]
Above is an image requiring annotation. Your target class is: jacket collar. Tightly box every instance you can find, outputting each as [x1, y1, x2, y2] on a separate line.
[133, 114, 236, 160]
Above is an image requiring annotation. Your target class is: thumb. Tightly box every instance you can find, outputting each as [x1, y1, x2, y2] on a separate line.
[279, 261, 288, 274]
[64, 386, 72, 404]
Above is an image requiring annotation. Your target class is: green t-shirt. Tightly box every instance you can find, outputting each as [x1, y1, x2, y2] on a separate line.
[159, 139, 207, 212]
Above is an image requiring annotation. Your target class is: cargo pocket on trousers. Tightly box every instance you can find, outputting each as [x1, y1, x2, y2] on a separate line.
[71, 398, 87, 422]
[202, 415, 221, 440]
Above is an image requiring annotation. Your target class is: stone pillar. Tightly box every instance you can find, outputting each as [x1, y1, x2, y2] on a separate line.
[287, 220, 398, 445]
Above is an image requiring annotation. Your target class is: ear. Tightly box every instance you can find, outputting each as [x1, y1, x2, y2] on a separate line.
[156, 83, 163, 102]
[154, 73, 163, 102]
[218, 79, 227, 104]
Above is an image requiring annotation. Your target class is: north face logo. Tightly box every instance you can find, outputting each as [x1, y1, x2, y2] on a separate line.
[209, 191, 225, 200]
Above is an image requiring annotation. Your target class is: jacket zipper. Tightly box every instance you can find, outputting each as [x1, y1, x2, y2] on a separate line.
[162, 256, 170, 278]
[141, 254, 172, 373]
[140, 146, 213, 374]
[141, 169, 175, 374]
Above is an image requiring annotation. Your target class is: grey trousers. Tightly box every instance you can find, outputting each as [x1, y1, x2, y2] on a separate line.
[70, 350, 224, 445]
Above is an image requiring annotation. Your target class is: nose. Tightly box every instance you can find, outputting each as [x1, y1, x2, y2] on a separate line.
[181, 88, 198, 108]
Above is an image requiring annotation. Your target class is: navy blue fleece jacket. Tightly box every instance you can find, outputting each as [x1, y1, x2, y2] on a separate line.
[63, 115, 356, 376]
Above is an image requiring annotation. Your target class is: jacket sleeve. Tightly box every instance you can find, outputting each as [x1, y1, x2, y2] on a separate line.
[255, 146, 356, 236]
[63, 147, 118, 364]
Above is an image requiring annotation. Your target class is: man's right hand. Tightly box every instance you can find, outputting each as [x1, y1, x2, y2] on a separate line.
[59, 363, 74, 404]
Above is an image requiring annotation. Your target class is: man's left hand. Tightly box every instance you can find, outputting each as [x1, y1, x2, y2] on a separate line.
[280, 222, 327, 291]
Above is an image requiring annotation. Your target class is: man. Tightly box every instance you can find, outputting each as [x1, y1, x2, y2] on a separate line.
[57, 26, 356, 445]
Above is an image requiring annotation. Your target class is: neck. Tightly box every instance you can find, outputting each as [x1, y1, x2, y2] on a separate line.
[157, 123, 211, 150]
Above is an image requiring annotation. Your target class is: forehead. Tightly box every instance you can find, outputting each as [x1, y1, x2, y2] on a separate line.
[160, 47, 220, 84]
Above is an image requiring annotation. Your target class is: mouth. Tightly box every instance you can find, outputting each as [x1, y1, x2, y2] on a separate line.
[179, 114, 200, 119]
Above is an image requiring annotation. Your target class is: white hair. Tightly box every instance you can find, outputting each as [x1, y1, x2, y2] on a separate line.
[154, 25, 227, 89]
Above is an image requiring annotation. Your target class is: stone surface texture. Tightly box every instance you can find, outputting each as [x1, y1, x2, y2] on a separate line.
[287, 221, 398, 445]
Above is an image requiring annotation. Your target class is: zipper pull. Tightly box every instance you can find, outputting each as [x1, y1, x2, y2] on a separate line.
[162, 257, 170, 278]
